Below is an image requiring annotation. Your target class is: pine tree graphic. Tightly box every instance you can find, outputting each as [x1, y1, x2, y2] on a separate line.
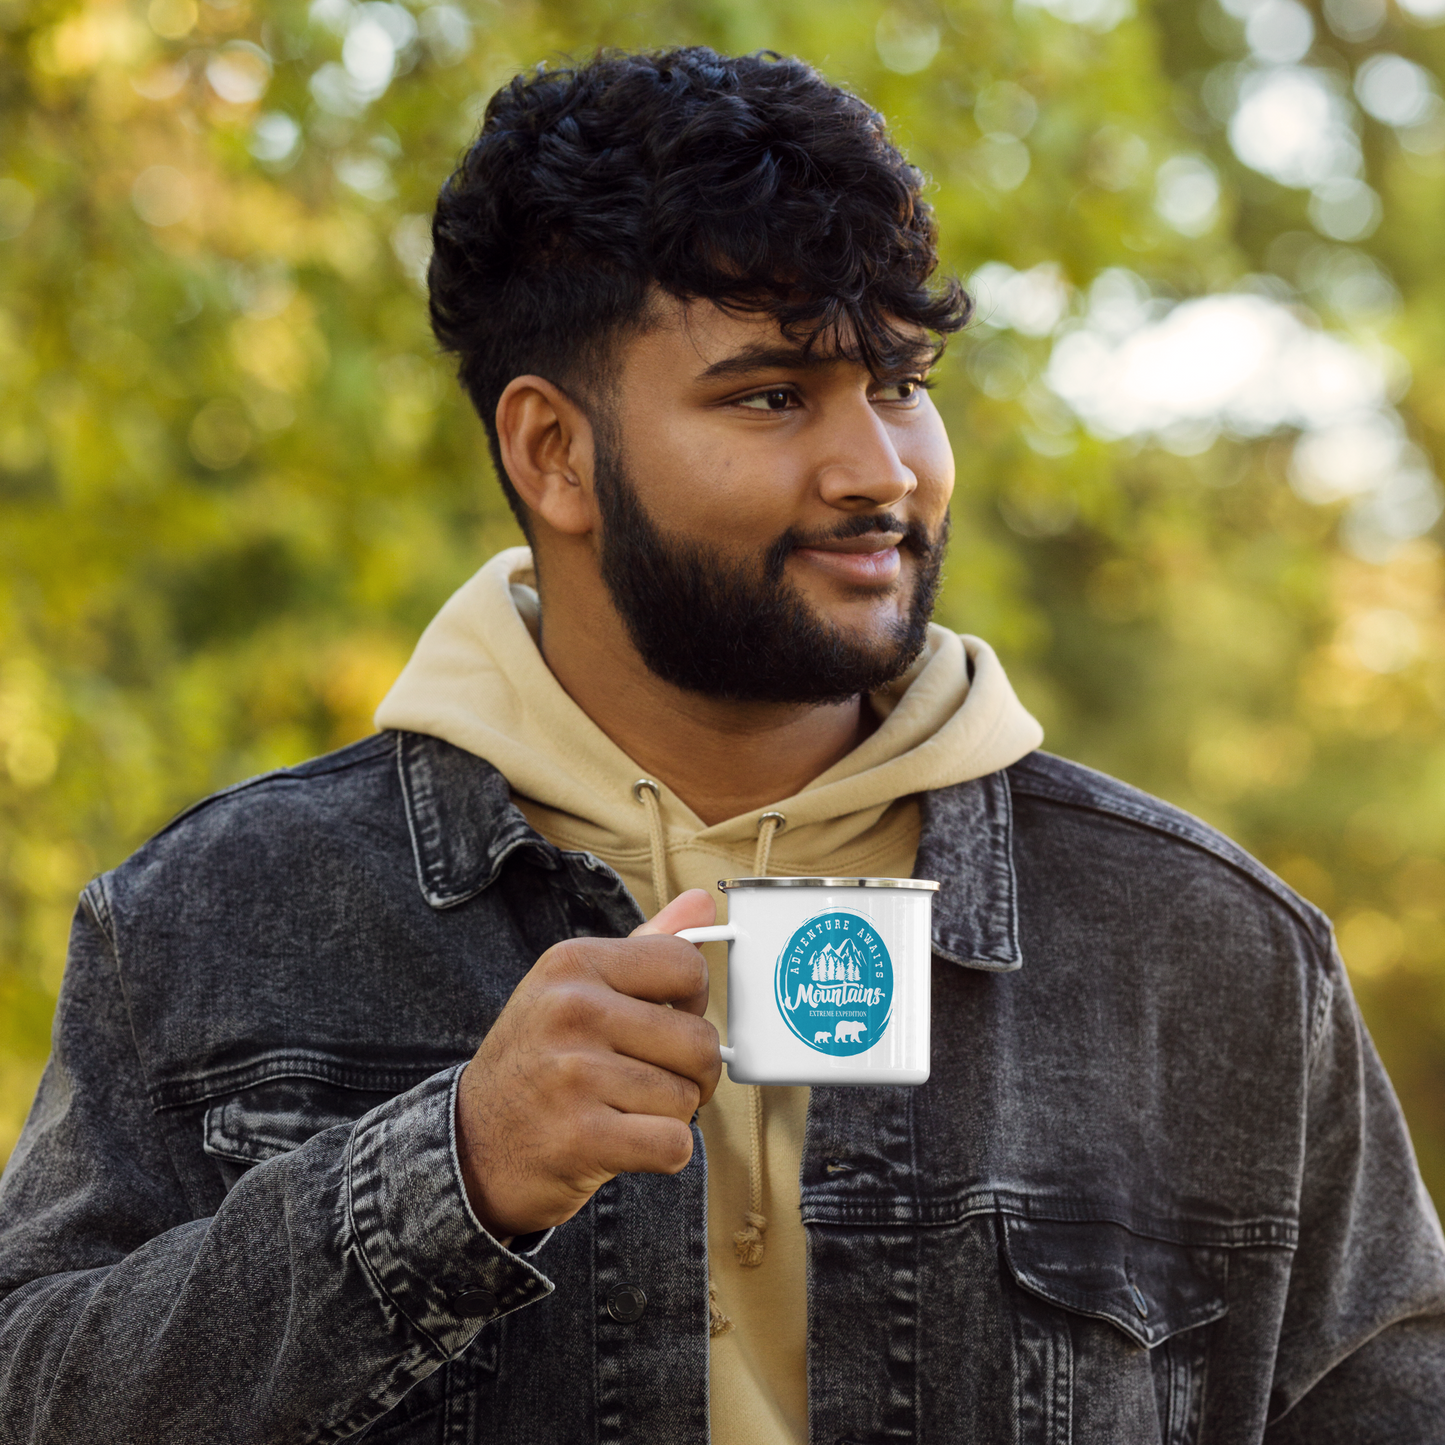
[810, 938, 867, 983]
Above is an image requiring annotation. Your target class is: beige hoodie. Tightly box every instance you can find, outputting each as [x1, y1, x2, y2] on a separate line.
[376, 547, 1042, 1445]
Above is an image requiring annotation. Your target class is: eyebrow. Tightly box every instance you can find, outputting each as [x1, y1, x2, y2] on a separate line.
[694, 343, 822, 381]
[694, 342, 936, 383]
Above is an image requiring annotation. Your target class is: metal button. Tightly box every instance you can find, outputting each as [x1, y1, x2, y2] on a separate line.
[451, 1287, 498, 1318]
[606, 1283, 647, 1323]
[1129, 1283, 1149, 1317]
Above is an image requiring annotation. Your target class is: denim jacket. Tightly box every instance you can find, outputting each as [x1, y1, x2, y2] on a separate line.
[2, 730, 1443, 1444]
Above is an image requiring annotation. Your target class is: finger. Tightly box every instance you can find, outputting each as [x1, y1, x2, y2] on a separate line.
[590, 1052, 705, 1123]
[598, 995, 722, 1101]
[632, 887, 715, 938]
[575, 934, 710, 1013]
[589, 1110, 696, 1178]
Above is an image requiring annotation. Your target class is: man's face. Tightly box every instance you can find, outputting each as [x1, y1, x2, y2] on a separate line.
[589, 299, 956, 704]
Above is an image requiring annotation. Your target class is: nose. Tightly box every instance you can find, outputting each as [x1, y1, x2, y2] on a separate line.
[813, 399, 917, 513]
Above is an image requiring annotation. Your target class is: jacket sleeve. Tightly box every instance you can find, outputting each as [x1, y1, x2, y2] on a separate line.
[1263, 939, 1445, 1440]
[0, 893, 553, 1445]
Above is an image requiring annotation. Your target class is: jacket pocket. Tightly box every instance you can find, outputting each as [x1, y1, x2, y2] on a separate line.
[202, 1075, 395, 1167]
[1001, 1216, 1226, 1445]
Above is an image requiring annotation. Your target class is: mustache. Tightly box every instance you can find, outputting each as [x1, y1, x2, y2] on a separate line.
[765, 512, 946, 580]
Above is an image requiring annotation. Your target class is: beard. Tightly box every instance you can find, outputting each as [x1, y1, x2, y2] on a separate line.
[592, 440, 948, 705]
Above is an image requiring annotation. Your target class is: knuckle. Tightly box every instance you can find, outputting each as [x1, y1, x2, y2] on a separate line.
[536, 938, 576, 975]
[543, 936, 609, 980]
[560, 937, 595, 972]
[542, 1049, 595, 1096]
[546, 982, 605, 1035]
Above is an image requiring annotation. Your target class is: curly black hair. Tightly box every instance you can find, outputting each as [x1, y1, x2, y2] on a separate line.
[428, 47, 970, 527]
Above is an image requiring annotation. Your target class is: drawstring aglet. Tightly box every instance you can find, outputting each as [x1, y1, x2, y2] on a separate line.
[733, 1210, 767, 1267]
[708, 1277, 734, 1336]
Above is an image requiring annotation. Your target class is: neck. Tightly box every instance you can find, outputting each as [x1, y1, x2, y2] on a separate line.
[535, 549, 873, 827]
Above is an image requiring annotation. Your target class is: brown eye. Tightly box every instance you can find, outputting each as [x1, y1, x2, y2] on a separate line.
[738, 388, 795, 411]
[876, 379, 924, 404]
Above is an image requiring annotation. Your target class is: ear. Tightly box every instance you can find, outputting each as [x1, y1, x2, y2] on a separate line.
[494, 376, 599, 536]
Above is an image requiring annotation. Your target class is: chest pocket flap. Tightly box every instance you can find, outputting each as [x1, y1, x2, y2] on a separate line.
[203, 1076, 395, 1165]
[1002, 1216, 1227, 1350]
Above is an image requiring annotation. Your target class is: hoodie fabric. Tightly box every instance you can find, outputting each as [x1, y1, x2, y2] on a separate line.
[375, 546, 1042, 1445]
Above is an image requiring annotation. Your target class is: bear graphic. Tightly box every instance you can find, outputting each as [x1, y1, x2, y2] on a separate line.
[813, 1030, 832, 1045]
[833, 1020, 866, 1044]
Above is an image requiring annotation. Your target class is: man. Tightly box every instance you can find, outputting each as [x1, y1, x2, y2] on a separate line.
[1, 46, 1442, 1445]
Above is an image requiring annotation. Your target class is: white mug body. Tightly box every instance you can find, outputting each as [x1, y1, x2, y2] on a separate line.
[680, 878, 936, 1086]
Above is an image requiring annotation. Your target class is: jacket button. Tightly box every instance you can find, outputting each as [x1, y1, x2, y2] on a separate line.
[1129, 1284, 1149, 1317]
[606, 1283, 647, 1323]
[451, 1287, 498, 1318]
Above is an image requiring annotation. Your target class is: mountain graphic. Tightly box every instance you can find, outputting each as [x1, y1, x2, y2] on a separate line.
[808, 937, 867, 983]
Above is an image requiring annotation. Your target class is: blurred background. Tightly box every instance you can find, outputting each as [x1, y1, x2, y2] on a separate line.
[2, 0, 1444, 1203]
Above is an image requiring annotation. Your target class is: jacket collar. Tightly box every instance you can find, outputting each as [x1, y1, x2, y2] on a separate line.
[394, 730, 558, 906]
[394, 729, 1022, 973]
[916, 769, 1022, 971]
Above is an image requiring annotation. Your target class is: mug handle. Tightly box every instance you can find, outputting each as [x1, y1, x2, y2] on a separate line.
[676, 924, 738, 1065]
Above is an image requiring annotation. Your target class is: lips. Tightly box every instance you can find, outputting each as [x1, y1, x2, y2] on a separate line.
[793, 538, 903, 585]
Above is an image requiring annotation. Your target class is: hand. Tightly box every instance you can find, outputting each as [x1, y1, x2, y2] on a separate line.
[455, 889, 721, 1241]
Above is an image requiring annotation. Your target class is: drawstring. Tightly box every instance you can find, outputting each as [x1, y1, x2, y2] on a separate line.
[631, 787, 784, 921]
[632, 779, 669, 914]
[708, 1279, 734, 1337]
[753, 811, 784, 878]
[733, 1085, 767, 1266]
[731, 810, 786, 1269]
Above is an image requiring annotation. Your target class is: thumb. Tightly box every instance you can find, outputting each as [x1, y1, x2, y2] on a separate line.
[631, 887, 716, 938]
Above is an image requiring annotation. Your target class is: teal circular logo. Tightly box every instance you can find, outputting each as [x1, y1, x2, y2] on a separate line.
[775, 910, 893, 1056]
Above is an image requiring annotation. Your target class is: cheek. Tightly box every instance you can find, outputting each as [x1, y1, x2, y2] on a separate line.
[902, 417, 955, 508]
[634, 424, 811, 525]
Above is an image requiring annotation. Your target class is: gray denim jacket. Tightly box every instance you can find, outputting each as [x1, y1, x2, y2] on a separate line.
[2, 730, 1443, 1444]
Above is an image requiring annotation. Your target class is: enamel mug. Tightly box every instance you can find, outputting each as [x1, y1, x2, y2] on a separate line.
[678, 877, 939, 1086]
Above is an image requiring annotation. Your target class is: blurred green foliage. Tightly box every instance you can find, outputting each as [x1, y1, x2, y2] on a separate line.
[2, 0, 1444, 1205]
